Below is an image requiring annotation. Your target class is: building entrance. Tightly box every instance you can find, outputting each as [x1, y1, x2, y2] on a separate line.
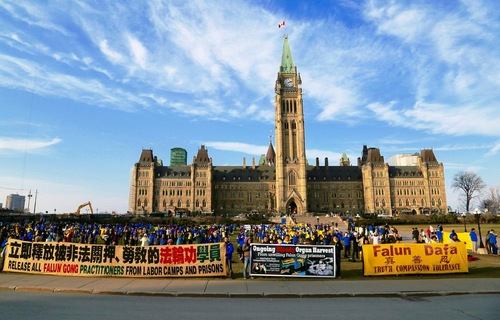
[288, 200, 297, 216]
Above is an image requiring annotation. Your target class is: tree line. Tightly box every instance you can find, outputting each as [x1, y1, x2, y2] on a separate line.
[452, 171, 499, 213]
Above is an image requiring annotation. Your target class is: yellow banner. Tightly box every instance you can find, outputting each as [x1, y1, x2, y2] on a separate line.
[443, 232, 472, 250]
[3, 239, 226, 277]
[363, 242, 468, 276]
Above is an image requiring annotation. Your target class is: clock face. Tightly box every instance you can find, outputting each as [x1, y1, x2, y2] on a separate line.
[284, 78, 293, 87]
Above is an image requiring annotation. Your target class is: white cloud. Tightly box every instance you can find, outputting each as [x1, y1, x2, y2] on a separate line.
[99, 40, 124, 64]
[363, 0, 500, 137]
[0, 1, 69, 35]
[0, 137, 61, 151]
[0, 54, 150, 111]
[1, 0, 498, 139]
[367, 5, 428, 43]
[368, 100, 500, 137]
[127, 35, 147, 69]
[486, 141, 500, 156]
[205, 141, 267, 156]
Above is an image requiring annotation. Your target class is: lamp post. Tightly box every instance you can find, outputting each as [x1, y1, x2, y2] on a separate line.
[474, 208, 484, 249]
[27, 190, 32, 214]
[461, 212, 467, 232]
[33, 189, 38, 214]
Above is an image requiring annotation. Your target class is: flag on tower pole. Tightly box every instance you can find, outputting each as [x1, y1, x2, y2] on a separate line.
[278, 20, 285, 28]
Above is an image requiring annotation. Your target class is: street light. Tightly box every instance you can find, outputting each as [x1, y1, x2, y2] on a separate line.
[461, 212, 467, 232]
[473, 208, 484, 249]
[27, 190, 32, 214]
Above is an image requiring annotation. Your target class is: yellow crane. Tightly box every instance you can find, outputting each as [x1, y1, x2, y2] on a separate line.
[75, 201, 94, 215]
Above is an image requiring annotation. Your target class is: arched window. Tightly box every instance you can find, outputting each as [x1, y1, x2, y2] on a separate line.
[186, 200, 190, 207]
[413, 199, 417, 206]
[289, 171, 296, 185]
[177, 200, 182, 207]
[399, 199, 403, 206]
[202, 200, 206, 207]
[144, 200, 148, 207]
[170, 199, 174, 206]
[406, 199, 410, 206]
[196, 200, 200, 207]
[162, 200, 166, 208]
[138, 199, 142, 207]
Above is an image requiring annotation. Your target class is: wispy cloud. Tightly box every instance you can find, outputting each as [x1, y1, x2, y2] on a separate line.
[205, 141, 268, 156]
[362, 0, 500, 137]
[0, 1, 70, 35]
[486, 141, 500, 156]
[0, 0, 498, 138]
[368, 100, 500, 137]
[127, 35, 147, 70]
[0, 137, 61, 151]
[0, 54, 148, 112]
[99, 40, 124, 64]
[205, 140, 349, 166]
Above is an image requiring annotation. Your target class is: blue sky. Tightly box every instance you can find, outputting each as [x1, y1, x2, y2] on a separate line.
[0, 0, 499, 214]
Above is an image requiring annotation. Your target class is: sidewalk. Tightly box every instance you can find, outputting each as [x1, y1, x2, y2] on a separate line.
[1, 272, 499, 298]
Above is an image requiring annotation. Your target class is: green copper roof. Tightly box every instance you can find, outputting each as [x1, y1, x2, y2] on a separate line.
[341, 152, 349, 161]
[281, 36, 295, 74]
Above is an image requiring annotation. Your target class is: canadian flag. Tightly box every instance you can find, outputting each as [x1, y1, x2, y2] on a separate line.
[278, 20, 285, 28]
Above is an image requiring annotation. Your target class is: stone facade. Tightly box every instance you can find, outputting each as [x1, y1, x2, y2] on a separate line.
[128, 37, 448, 217]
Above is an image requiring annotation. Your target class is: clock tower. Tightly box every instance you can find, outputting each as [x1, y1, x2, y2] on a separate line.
[274, 36, 308, 215]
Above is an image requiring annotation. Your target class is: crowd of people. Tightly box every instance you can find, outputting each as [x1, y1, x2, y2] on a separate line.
[0, 220, 235, 248]
[1, 218, 498, 276]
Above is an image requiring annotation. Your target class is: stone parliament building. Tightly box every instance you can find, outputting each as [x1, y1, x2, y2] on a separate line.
[129, 37, 447, 217]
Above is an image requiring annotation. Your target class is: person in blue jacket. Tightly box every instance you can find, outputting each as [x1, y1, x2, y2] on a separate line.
[469, 228, 478, 253]
[488, 230, 498, 255]
[342, 232, 351, 258]
[224, 237, 235, 277]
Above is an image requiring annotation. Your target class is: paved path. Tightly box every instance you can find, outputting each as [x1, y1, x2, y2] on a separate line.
[0, 272, 498, 298]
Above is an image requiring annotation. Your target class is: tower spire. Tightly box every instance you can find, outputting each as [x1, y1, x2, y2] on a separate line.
[266, 136, 275, 166]
[281, 35, 295, 74]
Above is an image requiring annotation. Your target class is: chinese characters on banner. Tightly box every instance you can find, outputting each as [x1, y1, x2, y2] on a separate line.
[250, 244, 336, 278]
[3, 239, 226, 277]
[362, 242, 468, 276]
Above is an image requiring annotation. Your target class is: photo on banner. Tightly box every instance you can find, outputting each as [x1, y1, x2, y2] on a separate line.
[250, 243, 336, 278]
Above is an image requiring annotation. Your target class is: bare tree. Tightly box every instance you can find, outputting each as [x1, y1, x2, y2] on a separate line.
[452, 171, 485, 213]
[481, 186, 500, 214]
